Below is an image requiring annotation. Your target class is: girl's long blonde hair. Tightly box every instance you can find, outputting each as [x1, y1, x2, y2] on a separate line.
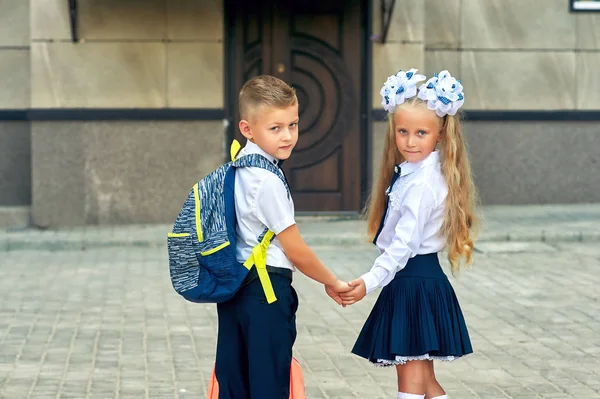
[365, 97, 479, 274]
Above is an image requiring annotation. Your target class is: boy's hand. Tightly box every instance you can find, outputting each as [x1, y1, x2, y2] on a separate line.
[325, 279, 352, 306]
[340, 278, 366, 305]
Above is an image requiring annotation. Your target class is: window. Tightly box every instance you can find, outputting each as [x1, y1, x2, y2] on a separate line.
[571, 0, 600, 12]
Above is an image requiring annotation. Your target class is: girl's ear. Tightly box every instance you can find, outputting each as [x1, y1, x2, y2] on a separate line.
[437, 125, 445, 142]
[239, 120, 253, 140]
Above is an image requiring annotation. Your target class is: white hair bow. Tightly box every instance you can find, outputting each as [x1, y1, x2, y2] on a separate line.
[417, 70, 465, 117]
[380, 69, 426, 113]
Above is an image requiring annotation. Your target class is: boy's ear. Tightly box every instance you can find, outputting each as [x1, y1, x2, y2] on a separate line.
[239, 120, 253, 140]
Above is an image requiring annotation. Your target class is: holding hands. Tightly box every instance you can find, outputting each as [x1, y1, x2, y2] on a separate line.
[325, 279, 352, 305]
[340, 278, 366, 306]
[325, 278, 367, 306]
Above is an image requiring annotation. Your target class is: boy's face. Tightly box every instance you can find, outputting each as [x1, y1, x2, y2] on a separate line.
[240, 103, 299, 160]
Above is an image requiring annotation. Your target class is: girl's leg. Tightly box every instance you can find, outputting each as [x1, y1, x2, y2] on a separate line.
[395, 360, 446, 398]
[395, 360, 429, 395]
[424, 361, 446, 399]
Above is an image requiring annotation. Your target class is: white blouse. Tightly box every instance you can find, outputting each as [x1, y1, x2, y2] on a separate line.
[361, 151, 448, 294]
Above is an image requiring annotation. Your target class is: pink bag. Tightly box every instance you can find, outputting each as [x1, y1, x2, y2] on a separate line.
[207, 357, 306, 398]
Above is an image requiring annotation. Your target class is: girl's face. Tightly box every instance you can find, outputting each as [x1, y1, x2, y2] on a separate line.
[394, 104, 442, 163]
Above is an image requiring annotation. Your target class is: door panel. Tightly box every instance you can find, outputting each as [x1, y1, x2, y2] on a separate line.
[228, 0, 364, 211]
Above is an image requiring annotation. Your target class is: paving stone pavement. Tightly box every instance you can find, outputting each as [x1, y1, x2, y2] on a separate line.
[1, 236, 600, 398]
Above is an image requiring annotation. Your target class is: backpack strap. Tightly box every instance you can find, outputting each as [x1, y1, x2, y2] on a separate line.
[230, 141, 291, 304]
[232, 153, 291, 199]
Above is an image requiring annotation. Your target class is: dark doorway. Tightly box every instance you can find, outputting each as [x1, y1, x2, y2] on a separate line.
[226, 0, 369, 212]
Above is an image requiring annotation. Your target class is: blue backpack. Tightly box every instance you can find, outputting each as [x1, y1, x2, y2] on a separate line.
[167, 141, 290, 304]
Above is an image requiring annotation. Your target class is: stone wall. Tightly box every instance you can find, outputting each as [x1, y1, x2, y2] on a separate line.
[31, 0, 224, 108]
[31, 120, 225, 227]
[0, 1, 30, 208]
[372, 0, 597, 110]
[25, 0, 227, 226]
[1, 0, 598, 223]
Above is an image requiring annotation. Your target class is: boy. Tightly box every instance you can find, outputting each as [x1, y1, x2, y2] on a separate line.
[214, 75, 350, 398]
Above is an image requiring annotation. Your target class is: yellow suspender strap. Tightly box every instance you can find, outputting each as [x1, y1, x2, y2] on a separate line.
[243, 230, 277, 304]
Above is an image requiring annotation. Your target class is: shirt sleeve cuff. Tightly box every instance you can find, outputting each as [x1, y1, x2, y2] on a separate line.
[360, 272, 380, 295]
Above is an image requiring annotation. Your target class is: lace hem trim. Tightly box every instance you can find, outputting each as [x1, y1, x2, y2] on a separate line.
[372, 354, 462, 367]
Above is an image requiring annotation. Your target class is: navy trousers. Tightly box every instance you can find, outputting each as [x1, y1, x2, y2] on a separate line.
[215, 273, 298, 399]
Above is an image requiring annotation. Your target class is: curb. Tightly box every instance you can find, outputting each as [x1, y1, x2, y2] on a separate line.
[1, 230, 599, 252]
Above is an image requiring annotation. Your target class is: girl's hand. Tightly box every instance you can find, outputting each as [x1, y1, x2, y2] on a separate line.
[340, 278, 366, 305]
[325, 279, 352, 306]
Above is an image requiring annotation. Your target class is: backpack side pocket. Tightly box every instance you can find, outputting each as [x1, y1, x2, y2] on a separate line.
[167, 233, 202, 294]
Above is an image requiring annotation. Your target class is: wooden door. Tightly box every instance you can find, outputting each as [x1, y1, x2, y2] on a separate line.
[227, 0, 366, 211]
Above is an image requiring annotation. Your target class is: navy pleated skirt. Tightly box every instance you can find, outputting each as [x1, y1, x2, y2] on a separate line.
[351, 253, 472, 366]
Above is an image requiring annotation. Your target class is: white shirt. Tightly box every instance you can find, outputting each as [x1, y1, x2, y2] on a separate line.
[361, 151, 448, 294]
[234, 141, 296, 270]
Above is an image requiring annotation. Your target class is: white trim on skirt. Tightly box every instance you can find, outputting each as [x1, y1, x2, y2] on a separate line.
[373, 353, 462, 367]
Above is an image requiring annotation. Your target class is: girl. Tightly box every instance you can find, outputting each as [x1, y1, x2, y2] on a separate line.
[340, 69, 478, 399]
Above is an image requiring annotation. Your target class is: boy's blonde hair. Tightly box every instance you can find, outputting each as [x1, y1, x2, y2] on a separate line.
[239, 75, 297, 121]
